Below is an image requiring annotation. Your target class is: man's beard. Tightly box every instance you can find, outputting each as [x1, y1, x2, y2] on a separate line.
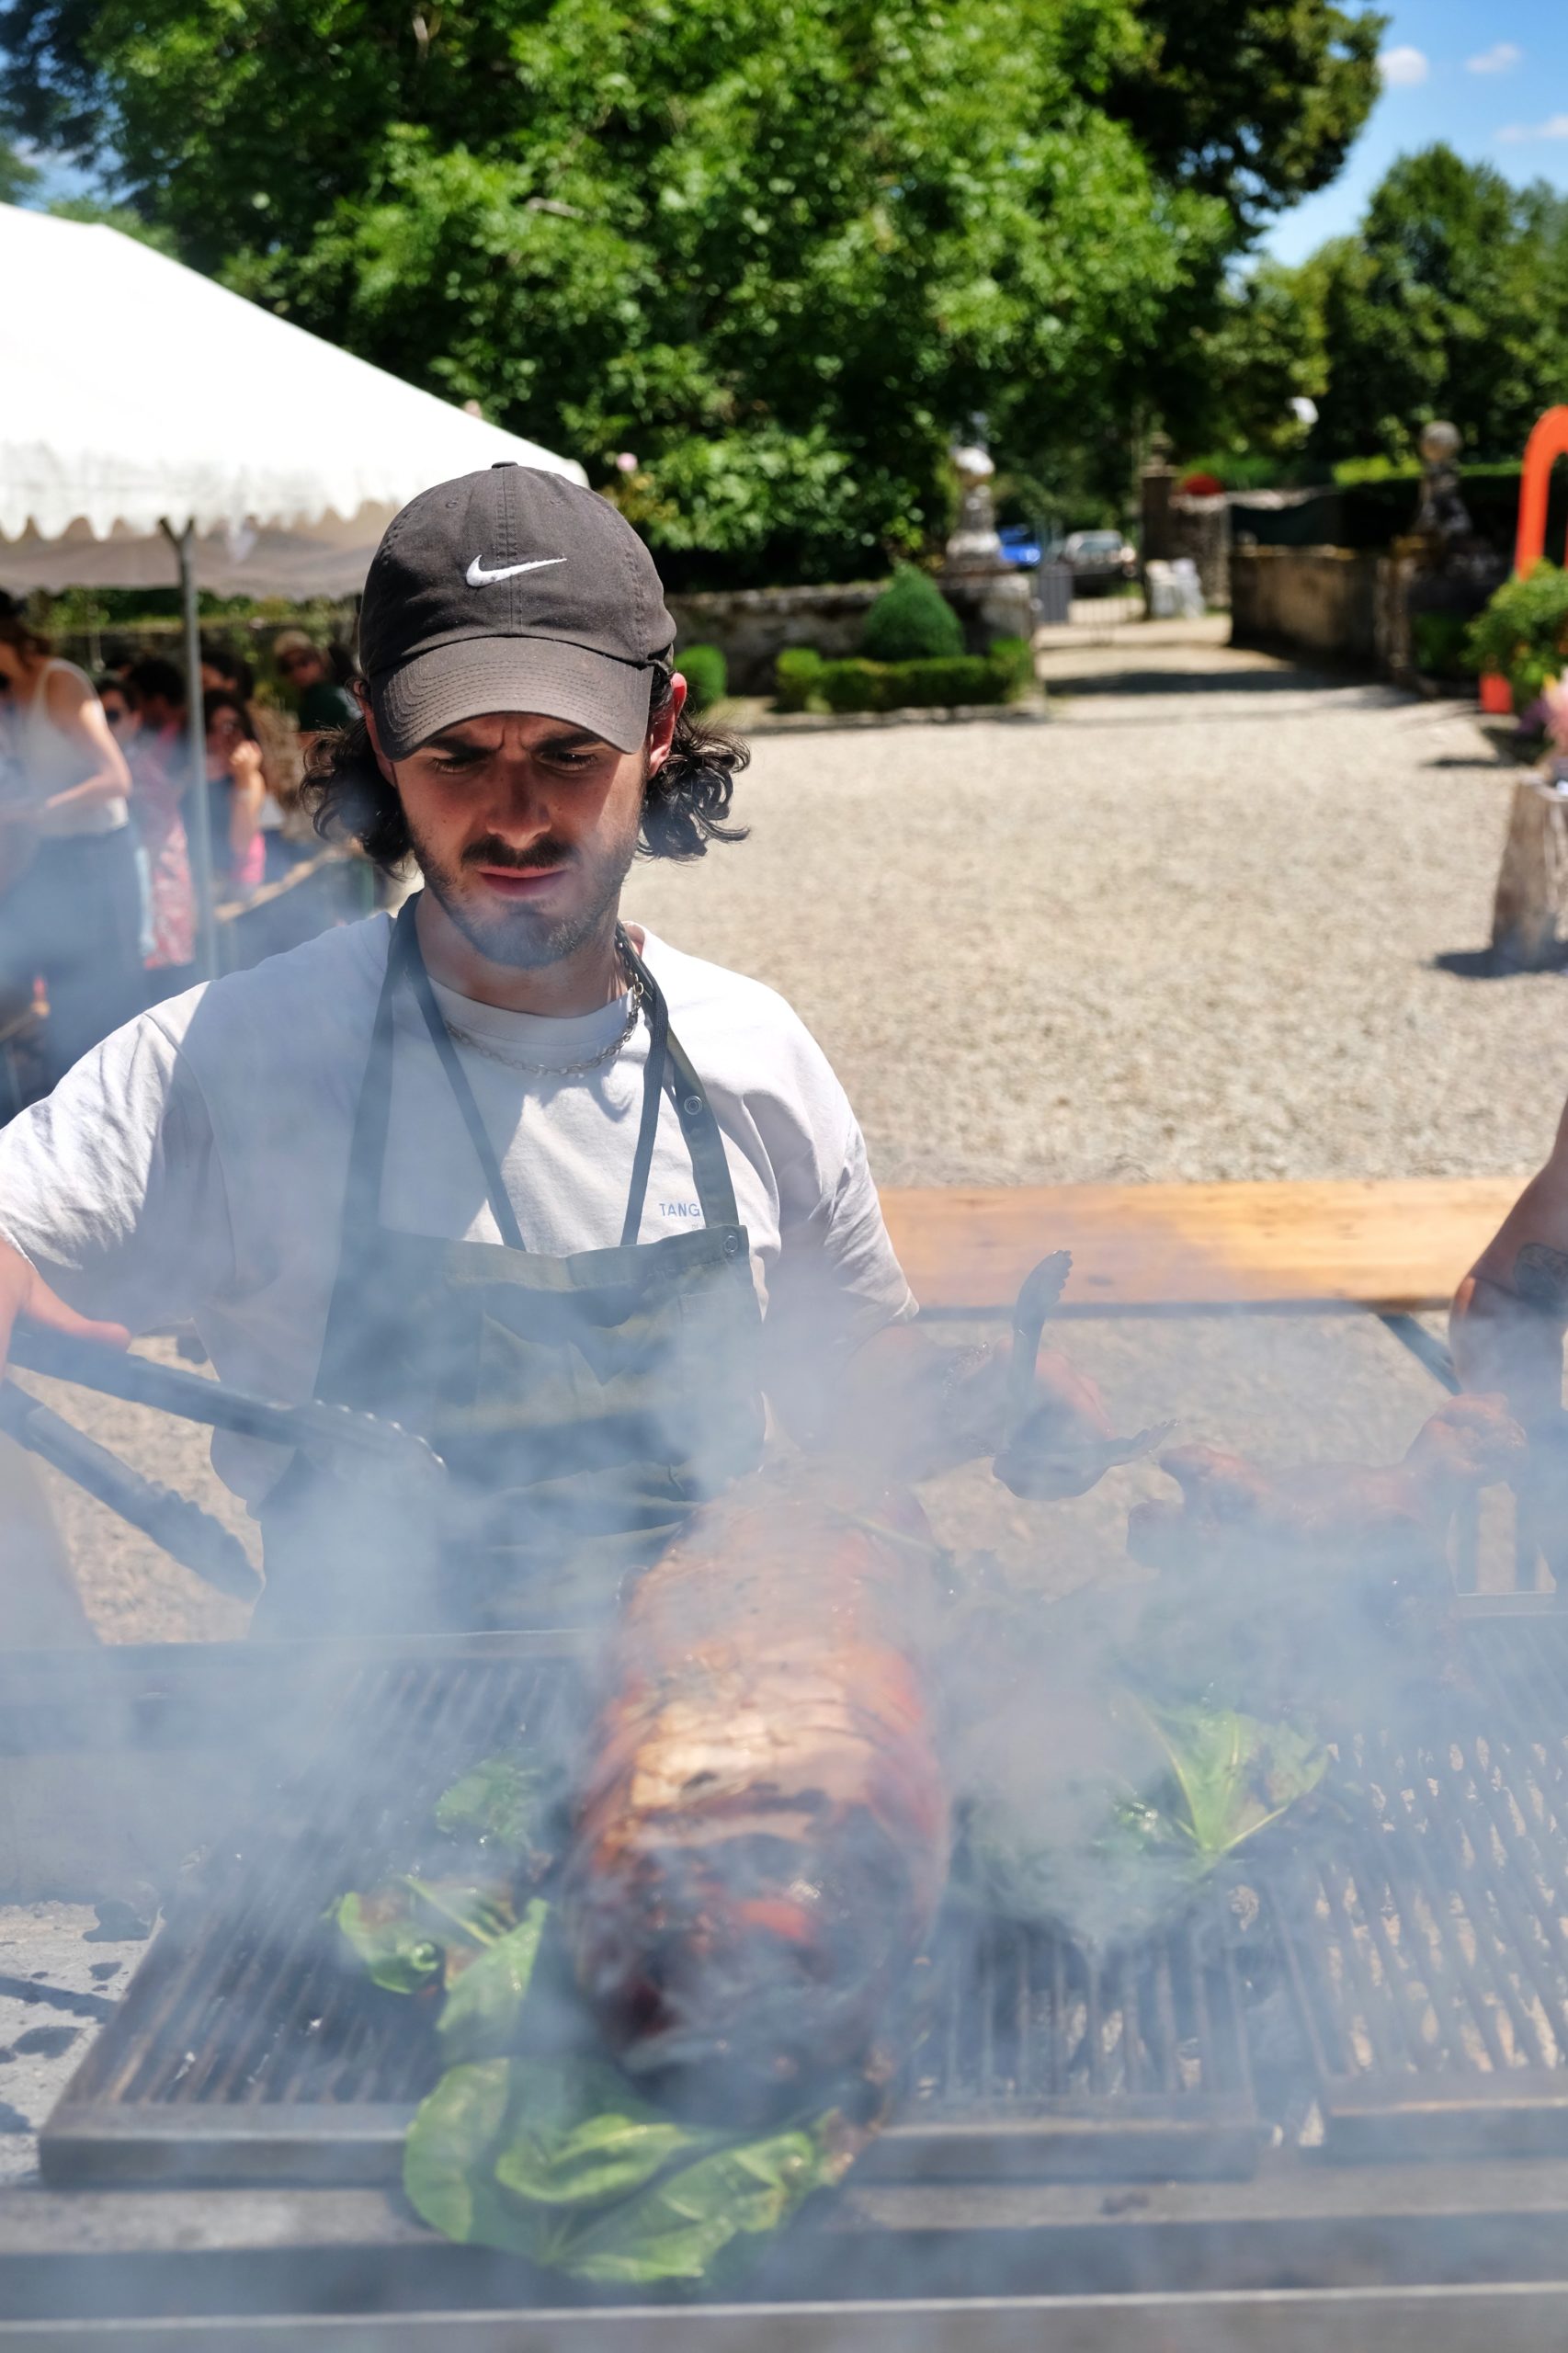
[404, 800, 642, 972]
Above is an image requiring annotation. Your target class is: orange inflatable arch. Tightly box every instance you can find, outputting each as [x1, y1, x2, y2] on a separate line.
[1517, 404, 1568, 575]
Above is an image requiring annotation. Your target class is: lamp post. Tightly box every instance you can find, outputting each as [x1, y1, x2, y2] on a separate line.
[159, 518, 219, 983]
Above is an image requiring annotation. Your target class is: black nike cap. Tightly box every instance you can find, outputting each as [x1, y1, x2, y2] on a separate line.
[358, 465, 676, 758]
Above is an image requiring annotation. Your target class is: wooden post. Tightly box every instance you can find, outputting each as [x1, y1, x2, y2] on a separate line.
[1491, 779, 1562, 972]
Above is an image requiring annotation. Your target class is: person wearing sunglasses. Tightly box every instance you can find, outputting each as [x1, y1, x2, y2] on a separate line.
[271, 631, 357, 741]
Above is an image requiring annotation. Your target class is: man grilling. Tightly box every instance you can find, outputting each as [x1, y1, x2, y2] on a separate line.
[0, 467, 1118, 1634]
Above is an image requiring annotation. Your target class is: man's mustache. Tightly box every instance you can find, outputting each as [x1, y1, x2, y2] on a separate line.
[460, 835, 574, 872]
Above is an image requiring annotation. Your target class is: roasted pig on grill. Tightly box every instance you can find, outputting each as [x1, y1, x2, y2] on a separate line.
[563, 1460, 949, 2123]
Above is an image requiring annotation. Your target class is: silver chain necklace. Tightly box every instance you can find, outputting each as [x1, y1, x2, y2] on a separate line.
[440, 938, 645, 1079]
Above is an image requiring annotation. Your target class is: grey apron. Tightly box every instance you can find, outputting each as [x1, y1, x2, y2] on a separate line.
[255, 898, 764, 1634]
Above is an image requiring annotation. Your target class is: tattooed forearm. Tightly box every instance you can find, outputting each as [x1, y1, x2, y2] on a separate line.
[1514, 1244, 1568, 1314]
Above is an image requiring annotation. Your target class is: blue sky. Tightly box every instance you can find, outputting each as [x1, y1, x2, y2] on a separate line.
[1266, 1, 1568, 261]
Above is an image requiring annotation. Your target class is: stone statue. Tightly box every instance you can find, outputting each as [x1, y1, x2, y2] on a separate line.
[945, 440, 1006, 574]
[1413, 420, 1472, 544]
[937, 426, 1036, 653]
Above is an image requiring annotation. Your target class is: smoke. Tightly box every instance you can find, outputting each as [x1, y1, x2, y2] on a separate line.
[1, 1287, 1552, 2327]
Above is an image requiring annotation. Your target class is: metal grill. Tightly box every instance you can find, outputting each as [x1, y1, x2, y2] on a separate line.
[866, 1900, 1258, 2181]
[51, 1613, 1568, 2200]
[43, 1649, 586, 2185]
[40, 1646, 1262, 2190]
[1268, 1609, 1568, 2160]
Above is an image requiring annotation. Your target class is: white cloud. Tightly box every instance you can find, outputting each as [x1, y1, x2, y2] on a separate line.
[1380, 45, 1429, 87]
[1467, 41, 1522, 74]
[1498, 113, 1568, 143]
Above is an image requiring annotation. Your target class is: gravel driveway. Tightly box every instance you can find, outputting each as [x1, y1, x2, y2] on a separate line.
[633, 619, 1561, 1189]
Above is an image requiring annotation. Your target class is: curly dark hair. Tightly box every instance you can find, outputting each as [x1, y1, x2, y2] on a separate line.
[301, 669, 748, 871]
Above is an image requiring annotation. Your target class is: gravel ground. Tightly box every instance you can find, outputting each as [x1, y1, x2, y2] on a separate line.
[2, 1339, 257, 1648]
[1, 620, 1542, 1642]
[633, 619, 1562, 1188]
[0, 1903, 146, 2185]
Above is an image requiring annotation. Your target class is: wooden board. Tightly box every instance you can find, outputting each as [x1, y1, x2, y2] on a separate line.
[880, 1177, 1525, 1313]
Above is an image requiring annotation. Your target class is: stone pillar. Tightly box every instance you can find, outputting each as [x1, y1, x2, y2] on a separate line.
[1141, 441, 1176, 574]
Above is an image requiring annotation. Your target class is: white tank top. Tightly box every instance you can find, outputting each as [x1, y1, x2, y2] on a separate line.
[19, 658, 130, 838]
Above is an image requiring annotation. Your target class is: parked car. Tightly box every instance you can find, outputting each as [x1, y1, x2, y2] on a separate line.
[997, 524, 1042, 570]
[1063, 529, 1137, 592]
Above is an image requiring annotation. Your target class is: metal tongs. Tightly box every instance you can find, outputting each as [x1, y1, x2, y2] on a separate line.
[994, 1250, 1173, 1499]
[3, 1325, 444, 1598]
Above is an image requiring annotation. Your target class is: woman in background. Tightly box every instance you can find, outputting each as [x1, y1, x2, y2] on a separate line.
[100, 675, 195, 999]
[0, 597, 142, 1084]
[201, 689, 267, 896]
[199, 639, 301, 880]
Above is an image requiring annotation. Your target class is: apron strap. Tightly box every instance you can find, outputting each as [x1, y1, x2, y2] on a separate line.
[619, 930, 741, 1231]
[334, 904, 407, 1259]
[341, 900, 737, 1262]
[617, 924, 669, 1248]
[399, 909, 528, 1252]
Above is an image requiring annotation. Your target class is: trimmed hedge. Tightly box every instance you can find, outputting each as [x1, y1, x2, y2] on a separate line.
[987, 636, 1036, 697]
[676, 642, 727, 711]
[773, 641, 1033, 714]
[1233, 465, 1568, 559]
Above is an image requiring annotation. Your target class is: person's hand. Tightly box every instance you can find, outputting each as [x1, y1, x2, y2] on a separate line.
[0, 1238, 130, 1382]
[1512, 1413, 1568, 1584]
[229, 739, 265, 790]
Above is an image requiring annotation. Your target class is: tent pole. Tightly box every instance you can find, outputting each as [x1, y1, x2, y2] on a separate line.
[164, 519, 218, 982]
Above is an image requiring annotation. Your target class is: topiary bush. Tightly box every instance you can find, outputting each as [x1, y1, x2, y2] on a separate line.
[860, 565, 965, 663]
[773, 647, 826, 711]
[676, 642, 728, 711]
[1466, 563, 1568, 705]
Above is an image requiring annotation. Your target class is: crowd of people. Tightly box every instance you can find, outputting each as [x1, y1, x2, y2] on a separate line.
[0, 598, 357, 1090]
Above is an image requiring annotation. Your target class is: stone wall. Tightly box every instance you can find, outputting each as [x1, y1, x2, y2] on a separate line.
[1230, 545, 1381, 665]
[666, 582, 885, 695]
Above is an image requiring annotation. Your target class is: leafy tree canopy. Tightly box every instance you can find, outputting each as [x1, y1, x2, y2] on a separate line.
[1303, 146, 1568, 465]
[4, 0, 1382, 579]
[1102, 1, 1384, 233]
[1185, 146, 1568, 476]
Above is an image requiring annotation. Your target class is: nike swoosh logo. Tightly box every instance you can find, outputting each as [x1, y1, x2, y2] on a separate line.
[466, 554, 567, 586]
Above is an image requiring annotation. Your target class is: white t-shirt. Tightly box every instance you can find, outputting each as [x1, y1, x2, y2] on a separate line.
[0, 914, 914, 1506]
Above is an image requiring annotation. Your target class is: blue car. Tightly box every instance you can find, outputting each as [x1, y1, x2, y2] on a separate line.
[997, 524, 1042, 570]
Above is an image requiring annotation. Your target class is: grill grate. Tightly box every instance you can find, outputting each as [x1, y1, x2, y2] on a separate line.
[65, 1613, 1568, 2196]
[44, 1651, 586, 2181]
[1268, 1612, 1568, 2159]
[41, 1646, 1262, 2190]
[864, 1898, 1258, 2182]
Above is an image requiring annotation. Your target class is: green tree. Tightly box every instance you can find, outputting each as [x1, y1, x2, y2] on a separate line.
[1305, 146, 1568, 462]
[1104, 0, 1384, 233]
[1161, 258, 1329, 466]
[0, 143, 38, 203]
[1, 0, 1382, 574]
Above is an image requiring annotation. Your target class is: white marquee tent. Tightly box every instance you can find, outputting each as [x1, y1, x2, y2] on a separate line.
[0, 202, 586, 970]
